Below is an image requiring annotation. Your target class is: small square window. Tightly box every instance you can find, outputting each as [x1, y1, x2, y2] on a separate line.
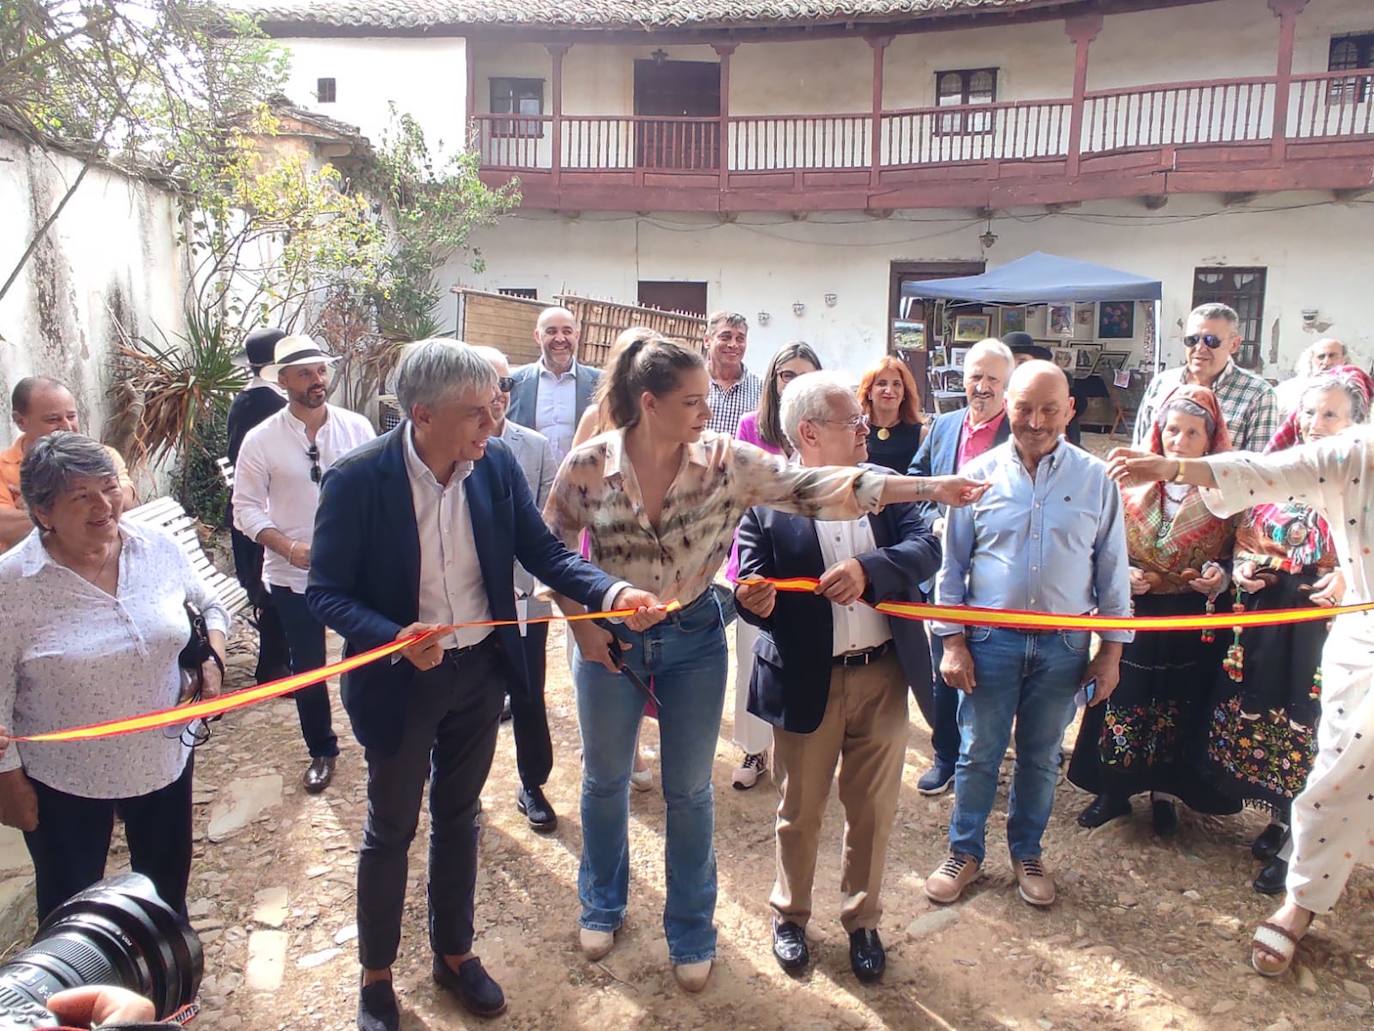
[934, 69, 998, 135]
[490, 77, 545, 138]
[1328, 33, 1374, 103]
[317, 77, 336, 104]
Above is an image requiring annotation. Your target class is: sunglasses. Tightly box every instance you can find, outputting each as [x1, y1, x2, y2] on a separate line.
[306, 443, 321, 484]
[497, 376, 515, 393]
[1184, 333, 1226, 350]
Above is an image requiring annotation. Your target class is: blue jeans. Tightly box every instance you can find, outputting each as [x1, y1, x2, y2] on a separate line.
[948, 627, 1088, 863]
[574, 591, 727, 965]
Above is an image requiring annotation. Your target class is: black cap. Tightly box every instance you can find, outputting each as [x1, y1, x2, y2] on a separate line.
[243, 328, 286, 369]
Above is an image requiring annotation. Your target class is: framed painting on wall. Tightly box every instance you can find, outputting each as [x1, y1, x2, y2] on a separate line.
[1049, 303, 1074, 336]
[1097, 301, 1136, 339]
[1072, 343, 1100, 376]
[893, 320, 926, 351]
[1091, 350, 1131, 377]
[1000, 307, 1027, 335]
[953, 315, 991, 342]
[950, 344, 971, 368]
[1074, 304, 1096, 341]
[1025, 305, 1048, 337]
[1052, 348, 1074, 370]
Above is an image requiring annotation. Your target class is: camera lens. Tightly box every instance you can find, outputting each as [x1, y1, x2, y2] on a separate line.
[0, 873, 202, 1027]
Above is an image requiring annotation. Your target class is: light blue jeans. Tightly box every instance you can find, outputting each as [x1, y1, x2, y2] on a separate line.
[948, 626, 1088, 863]
[574, 591, 728, 965]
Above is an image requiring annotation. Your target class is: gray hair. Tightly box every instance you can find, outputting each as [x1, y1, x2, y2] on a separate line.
[394, 338, 497, 419]
[780, 371, 856, 450]
[965, 337, 1015, 374]
[1157, 397, 1216, 438]
[1296, 337, 1348, 376]
[1190, 302, 1240, 329]
[20, 431, 116, 527]
[1301, 374, 1370, 425]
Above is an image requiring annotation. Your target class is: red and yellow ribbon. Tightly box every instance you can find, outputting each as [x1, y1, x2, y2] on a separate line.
[15, 602, 680, 745]
[741, 577, 1374, 632]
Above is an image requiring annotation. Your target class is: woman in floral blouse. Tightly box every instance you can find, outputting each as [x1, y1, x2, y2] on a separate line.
[1068, 385, 1239, 834]
[544, 337, 983, 993]
[1199, 366, 1371, 895]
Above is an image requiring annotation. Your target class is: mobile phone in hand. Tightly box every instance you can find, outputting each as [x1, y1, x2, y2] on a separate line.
[1074, 679, 1098, 708]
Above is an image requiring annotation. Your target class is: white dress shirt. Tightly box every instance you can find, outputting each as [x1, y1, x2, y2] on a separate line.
[403, 425, 493, 650]
[233, 404, 375, 593]
[815, 515, 892, 656]
[0, 523, 230, 798]
[533, 359, 578, 462]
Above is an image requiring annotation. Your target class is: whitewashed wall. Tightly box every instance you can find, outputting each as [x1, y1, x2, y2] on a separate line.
[0, 131, 188, 450]
[448, 192, 1373, 378]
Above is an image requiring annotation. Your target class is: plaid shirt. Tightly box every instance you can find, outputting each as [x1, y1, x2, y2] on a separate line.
[1134, 361, 1279, 452]
[706, 369, 763, 436]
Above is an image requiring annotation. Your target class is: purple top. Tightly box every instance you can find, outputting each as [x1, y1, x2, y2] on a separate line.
[725, 411, 784, 581]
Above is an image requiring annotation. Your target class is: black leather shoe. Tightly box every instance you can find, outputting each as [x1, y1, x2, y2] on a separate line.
[500, 696, 512, 722]
[433, 956, 506, 1017]
[1077, 794, 1130, 829]
[849, 928, 885, 984]
[517, 786, 558, 833]
[772, 919, 809, 974]
[358, 980, 399, 1031]
[1151, 797, 1179, 837]
[1254, 855, 1288, 896]
[303, 756, 336, 795]
[1251, 822, 1288, 861]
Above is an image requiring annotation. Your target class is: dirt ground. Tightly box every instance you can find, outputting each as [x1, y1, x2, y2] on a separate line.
[153, 615, 1373, 1031]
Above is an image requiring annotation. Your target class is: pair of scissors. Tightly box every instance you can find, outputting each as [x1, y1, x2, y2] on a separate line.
[594, 619, 662, 709]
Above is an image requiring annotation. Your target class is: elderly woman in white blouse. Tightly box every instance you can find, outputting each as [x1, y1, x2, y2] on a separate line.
[0, 433, 227, 919]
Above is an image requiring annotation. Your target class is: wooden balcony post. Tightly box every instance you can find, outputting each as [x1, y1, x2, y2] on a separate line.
[712, 43, 737, 190]
[1268, 0, 1311, 162]
[1064, 14, 1103, 178]
[547, 43, 571, 183]
[867, 35, 893, 188]
[466, 46, 477, 155]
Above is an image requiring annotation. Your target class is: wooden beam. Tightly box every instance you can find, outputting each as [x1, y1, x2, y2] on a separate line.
[546, 43, 570, 186]
[1223, 191, 1258, 206]
[1333, 187, 1374, 202]
[712, 43, 737, 192]
[867, 35, 893, 189]
[1045, 201, 1081, 212]
[1268, 0, 1310, 163]
[1064, 13, 1104, 178]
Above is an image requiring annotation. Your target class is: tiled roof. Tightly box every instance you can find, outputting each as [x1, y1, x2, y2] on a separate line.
[231, 0, 1048, 32]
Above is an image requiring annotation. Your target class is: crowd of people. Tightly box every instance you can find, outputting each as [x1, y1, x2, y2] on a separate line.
[0, 301, 1370, 1027]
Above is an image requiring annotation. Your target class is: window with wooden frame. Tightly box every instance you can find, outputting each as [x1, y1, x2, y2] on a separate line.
[1328, 33, 1374, 103]
[935, 69, 998, 135]
[490, 77, 545, 138]
[317, 77, 336, 104]
[1192, 267, 1267, 371]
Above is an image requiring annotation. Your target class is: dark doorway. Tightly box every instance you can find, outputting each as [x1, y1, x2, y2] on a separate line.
[888, 260, 986, 412]
[1192, 266, 1267, 371]
[638, 281, 709, 316]
[634, 59, 720, 171]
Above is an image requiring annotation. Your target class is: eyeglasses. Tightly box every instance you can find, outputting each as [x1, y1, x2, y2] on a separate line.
[306, 444, 321, 484]
[1184, 333, 1226, 350]
[820, 415, 870, 434]
[776, 369, 801, 384]
[497, 376, 515, 393]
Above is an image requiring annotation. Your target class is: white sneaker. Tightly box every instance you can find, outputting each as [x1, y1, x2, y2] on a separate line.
[673, 958, 712, 992]
[732, 751, 767, 790]
[580, 926, 616, 961]
[629, 764, 654, 793]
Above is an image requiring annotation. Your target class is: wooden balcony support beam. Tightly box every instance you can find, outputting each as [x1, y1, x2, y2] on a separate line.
[712, 43, 738, 190]
[867, 35, 893, 188]
[1064, 13, 1103, 179]
[546, 43, 571, 185]
[1268, 0, 1310, 162]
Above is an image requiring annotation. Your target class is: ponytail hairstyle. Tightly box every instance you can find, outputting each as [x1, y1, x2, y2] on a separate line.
[606, 336, 705, 429]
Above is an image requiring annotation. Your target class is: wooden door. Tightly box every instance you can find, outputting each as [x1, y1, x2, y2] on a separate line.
[888, 260, 985, 412]
[638, 281, 709, 316]
[634, 60, 720, 171]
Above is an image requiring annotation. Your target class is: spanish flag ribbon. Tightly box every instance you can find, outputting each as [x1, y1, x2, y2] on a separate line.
[15, 602, 681, 745]
[740, 577, 1374, 632]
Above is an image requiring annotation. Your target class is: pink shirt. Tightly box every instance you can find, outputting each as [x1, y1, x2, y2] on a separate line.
[725, 412, 782, 581]
[956, 409, 1006, 471]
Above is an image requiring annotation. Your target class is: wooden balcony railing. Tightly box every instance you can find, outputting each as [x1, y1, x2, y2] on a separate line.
[472, 68, 1374, 182]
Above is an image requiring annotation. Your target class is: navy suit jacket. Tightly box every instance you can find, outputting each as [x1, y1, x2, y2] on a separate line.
[306, 425, 619, 756]
[507, 361, 601, 432]
[907, 406, 1010, 526]
[736, 469, 941, 735]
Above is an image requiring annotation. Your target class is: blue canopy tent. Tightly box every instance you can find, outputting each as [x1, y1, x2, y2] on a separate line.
[901, 251, 1164, 373]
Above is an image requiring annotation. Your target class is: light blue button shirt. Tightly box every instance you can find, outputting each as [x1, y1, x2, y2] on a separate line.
[934, 439, 1134, 643]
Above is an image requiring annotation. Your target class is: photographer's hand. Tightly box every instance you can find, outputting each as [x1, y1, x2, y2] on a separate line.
[47, 985, 156, 1026]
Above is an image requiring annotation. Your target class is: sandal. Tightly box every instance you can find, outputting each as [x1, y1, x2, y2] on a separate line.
[1250, 913, 1312, 977]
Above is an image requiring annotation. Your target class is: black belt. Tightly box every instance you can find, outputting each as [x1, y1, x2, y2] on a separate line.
[833, 641, 893, 667]
[443, 633, 496, 662]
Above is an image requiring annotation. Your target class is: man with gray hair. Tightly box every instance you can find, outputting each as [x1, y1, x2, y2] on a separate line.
[306, 339, 665, 1028]
[1277, 337, 1351, 414]
[735, 371, 940, 982]
[1134, 302, 1278, 451]
[703, 311, 761, 436]
[507, 306, 600, 463]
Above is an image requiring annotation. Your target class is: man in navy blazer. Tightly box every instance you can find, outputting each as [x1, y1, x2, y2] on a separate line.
[506, 306, 601, 464]
[734, 372, 941, 985]
[308, 340, 662, 1029]
[907, 338, 1013, 796]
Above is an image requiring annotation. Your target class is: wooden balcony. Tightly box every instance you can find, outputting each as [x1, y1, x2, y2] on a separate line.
[474, 69, 1374, 212]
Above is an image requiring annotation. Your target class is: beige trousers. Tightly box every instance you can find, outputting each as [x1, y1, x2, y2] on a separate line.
[769, 650, 908, 933]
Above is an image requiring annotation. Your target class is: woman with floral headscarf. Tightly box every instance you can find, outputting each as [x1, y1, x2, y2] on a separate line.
[1068, 385, 1240, 834]
[1199, 365, 1373, 895]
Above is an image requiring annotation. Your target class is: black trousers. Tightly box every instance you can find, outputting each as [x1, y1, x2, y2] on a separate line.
[229, 527, 291, 683]
[510, 622, 552, 790]
[357, 636, 508, 969]
[23, 757, 194, 921]
[271, 585, 340, 760]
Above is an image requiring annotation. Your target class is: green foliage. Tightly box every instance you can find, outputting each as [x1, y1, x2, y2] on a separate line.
[174, 410, 229, 527]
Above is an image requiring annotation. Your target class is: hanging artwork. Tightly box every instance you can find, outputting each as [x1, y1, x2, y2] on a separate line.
[1000, 307, 1027, 335]
[1097, 301, 1136, 339]
[1049, 304, 1074, 336]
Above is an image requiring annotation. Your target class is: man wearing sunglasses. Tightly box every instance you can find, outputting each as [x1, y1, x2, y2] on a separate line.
[1133, 303, 1278, 451]
[232, 335, 375, 794]
[473, 346, 562, 835]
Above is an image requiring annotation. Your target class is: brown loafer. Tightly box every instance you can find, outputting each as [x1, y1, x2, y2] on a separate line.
[1013, 856, 1056, 907]
[924, 853, 981, 904]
